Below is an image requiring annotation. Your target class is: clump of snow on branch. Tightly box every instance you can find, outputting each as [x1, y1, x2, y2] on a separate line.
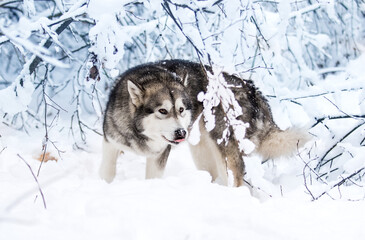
[87, 0, 162, 70]
[197, 68, 255, 154]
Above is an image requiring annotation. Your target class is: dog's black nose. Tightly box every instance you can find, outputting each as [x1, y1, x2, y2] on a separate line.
[174, 129, 186, 140]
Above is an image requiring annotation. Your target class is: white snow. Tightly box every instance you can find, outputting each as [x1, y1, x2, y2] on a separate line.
[1, 127, 365, 240]
[0, 74, 34, 115]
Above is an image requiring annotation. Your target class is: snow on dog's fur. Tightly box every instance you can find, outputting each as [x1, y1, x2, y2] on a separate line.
[100, 60, 309, 187]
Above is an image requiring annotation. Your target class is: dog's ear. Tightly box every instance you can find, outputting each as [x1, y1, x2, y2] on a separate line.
[127, 80, 144, 107]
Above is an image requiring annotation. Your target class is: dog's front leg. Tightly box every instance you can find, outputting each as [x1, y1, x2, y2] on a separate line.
[99, 138, 121, 183]
[145, 145, 171, 179]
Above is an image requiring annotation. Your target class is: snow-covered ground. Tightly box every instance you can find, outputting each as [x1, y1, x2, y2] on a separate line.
[1, 121, 364, 240]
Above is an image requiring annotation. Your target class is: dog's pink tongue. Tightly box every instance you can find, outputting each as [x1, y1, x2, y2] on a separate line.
[175, 138, 185, 143]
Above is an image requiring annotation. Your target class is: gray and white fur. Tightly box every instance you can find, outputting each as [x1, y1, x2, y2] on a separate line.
[100, 60, 309, 187]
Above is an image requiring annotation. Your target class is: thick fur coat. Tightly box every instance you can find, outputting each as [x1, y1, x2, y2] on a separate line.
[100, 60, 309, 187]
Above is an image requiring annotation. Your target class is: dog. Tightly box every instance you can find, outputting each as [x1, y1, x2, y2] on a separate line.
[99, 59, 309, 187]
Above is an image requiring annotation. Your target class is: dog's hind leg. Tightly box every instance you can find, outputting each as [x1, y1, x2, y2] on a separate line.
[99, 138, 121, 183]
[145, 145, 171, 179]
[224, 141, 245, 187]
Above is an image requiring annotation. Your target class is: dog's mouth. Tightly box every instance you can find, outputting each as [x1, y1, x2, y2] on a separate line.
[162, 135, 185, 145]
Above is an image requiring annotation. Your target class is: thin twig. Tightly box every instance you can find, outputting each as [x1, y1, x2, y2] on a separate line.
[17, 154, 47, 209]
[303, 162, 316, 200]
[323, 96, 363, 120]
[0, 147, 6, 154]
[278, 87, 364, 102]
[297, 145, 328, 200]
[37, 66, 49, 177]
[312, 115, 365, 128]
[243, 179, 273, 198]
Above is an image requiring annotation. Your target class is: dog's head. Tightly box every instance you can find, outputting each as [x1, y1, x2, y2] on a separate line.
[127, 73, 192, 148]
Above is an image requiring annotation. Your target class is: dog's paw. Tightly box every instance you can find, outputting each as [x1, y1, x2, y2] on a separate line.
[99, 165, 116, 183]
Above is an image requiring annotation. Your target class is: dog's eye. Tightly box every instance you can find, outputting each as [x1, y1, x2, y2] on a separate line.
[158, 109, 168, 115]
[179, 107, 184, 113]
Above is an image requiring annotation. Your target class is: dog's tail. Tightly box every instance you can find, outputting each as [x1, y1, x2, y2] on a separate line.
[256, 127, 311, 160]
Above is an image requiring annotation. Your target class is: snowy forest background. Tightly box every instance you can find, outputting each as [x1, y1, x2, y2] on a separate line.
[1, 0, 365, 239]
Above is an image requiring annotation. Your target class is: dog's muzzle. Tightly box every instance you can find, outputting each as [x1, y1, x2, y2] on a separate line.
[174, 128, 186, 143]
[163, 128, 187, 145]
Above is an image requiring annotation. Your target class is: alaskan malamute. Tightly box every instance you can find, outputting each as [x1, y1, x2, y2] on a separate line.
[99, 60, 308, 187]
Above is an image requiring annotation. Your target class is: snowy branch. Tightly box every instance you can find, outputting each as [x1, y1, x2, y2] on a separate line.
[161, 0, 204, 58]
[313, 167, 365, 201]
[29, 18, 73, 74]
[315, 122, 365, 172]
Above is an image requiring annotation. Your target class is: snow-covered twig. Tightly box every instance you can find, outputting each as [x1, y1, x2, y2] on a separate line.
[1, 24, 69, 69]
[313, 167, 365, 201]
[289, 3, 323, 19]
[312, 115, 365, 128]
[317, 67, 346, 76]
[29, 18, 73, 74]
[315, 122, 365, 171]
